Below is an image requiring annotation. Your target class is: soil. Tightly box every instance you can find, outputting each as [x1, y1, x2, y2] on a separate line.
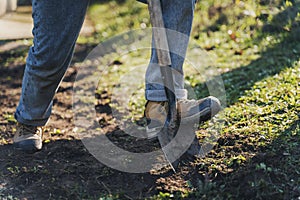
[0, 42, 204, 200]
[1, 41, 299, 200]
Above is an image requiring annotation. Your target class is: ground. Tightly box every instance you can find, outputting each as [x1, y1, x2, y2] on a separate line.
[0, 0, 300, 199]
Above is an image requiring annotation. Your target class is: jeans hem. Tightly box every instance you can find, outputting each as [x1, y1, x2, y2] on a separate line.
[145, 89, 188, 101]
[15, 112, 49, 127]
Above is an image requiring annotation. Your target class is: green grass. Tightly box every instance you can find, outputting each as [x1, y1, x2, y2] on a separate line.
[1, 0, 299, 199]
[84, 0, 300, 199]
[78, 0, 149, 44]
[84, 1, 300, 199]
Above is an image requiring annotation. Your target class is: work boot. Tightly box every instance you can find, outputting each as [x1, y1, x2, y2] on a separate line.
[13, 123, 43, 153]
[145, 96, 221, 138]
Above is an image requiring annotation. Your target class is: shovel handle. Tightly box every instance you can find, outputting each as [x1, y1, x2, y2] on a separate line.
[148, 0, 179, 172]
[147, 0, 172, 66]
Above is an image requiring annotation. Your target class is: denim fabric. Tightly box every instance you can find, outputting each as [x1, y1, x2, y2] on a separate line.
[145, 0, 196, 101]
[15, 0, 89, 126]
[15, 0, 196, 126]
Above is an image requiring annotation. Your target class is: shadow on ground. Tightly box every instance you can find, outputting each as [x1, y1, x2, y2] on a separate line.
[0, 1, 299, 199]
[0, 139, 161, 199]
[208, 119, 300, 199]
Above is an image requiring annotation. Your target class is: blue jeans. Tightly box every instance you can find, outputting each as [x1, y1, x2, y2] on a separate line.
[15, 0, 196, 126]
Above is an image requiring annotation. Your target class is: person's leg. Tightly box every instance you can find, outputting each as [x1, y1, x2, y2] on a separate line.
[14, 0, 89, 152]
[144, 0, 221, 138]
[15, 0, 89, 126]
[145, 0, 196, 101]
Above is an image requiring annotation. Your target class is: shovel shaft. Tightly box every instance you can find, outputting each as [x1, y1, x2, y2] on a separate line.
[147, 0, 172, 66]
[148, 0, 179, 172]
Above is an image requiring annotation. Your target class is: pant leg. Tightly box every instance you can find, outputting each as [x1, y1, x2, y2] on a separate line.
[145, 0, 197, 101]
[15, 0, 89, 126]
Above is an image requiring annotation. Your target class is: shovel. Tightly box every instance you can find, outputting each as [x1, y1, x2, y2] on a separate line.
[147, 0, 180, 172]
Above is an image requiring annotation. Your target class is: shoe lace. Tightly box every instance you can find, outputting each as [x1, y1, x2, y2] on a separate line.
[18, 124, 38, 136]
[178, 99, 197, 105]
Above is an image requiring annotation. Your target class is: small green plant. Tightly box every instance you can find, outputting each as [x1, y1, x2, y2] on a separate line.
[2, 114, 16, 123]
